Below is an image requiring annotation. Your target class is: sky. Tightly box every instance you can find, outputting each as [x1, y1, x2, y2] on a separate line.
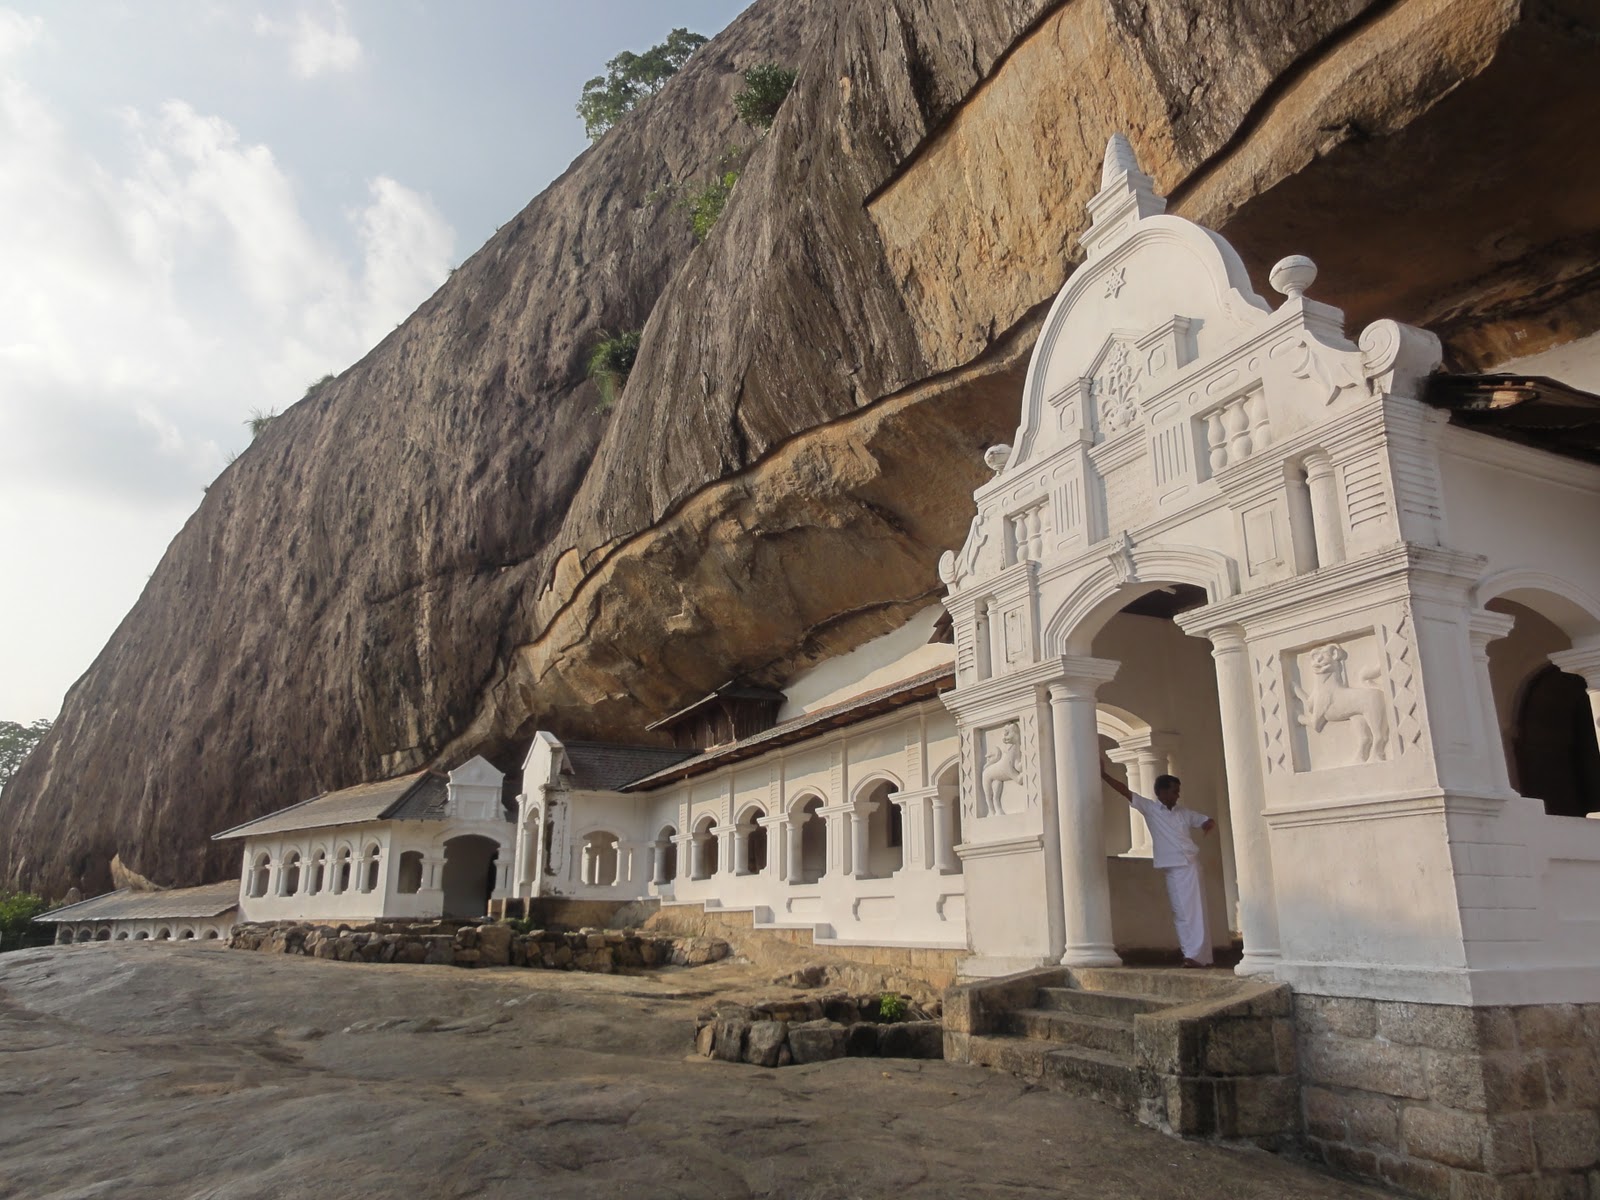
[0, 0, 750, 723]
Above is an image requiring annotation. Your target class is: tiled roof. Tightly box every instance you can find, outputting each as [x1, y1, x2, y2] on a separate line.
[35, 882, 239, 923]
[211, 771, 449, 840]
[622, 666, 955, 790]
[560, 742, 698, 792]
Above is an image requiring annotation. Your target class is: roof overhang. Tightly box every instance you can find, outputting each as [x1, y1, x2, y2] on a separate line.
[1422, 373, 1600, 466]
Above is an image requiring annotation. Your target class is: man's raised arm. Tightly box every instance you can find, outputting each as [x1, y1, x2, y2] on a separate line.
[1101, 769, 1133, 803]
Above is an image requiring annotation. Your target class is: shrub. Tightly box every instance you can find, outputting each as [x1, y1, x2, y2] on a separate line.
[877, 992, 908, 1023]
[733, 63, 796, 130]
[246, 408, 277, 439]
[303, 374, 335, 399]
[587, 330, 643, 408]
[577, 28, 708, 140]
[686, 171, 739, 242]
[0, 890, 50, 953]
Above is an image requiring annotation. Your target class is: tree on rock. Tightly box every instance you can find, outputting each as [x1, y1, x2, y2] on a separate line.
[0, 719, 50, 791]
[577, 28, 708, 140]
[733, 64, 797, 131]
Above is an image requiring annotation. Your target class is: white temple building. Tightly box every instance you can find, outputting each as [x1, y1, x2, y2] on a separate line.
[213, 756, 515, 924]
[36, 881, 239, 944]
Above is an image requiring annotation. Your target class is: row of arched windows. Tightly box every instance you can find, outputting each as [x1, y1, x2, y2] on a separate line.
[246, 843, 420, 899]
[62, 925, 222, 943]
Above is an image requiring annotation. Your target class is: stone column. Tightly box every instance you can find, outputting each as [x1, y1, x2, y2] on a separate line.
[732, 824, 752, 876]
[1208, 625, 1281, 975]
[531, 807, 547, 898]
[784, 816, 804, 883]
[651, 841, 667, 886]
[819, 804, 853, 876]
[930, 794, 958, 873]
[850, 799, 872, 880]
[1303, 450, 1346, 568]
[1103, 747, 1139, 857]
[758, 815, 787, 880]
[688, 832, 706, 881]
[1049, 660, 1122, 967]
[493, 857, 512, 898]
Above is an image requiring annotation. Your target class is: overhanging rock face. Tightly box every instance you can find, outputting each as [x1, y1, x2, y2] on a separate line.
[5, 0, 1600, 895]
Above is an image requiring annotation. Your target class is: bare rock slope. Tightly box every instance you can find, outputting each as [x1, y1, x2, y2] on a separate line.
[5, 0, 1599, 893]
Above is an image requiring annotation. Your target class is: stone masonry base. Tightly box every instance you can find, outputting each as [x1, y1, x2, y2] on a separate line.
[1297, 995, 1600, 1199]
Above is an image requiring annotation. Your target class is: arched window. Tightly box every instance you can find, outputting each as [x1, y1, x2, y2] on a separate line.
[204, 929, 221, 940]
[655, 825, 679, 884]
[692, 815, 719, 880]
[94, 927, 111, 941]
[155, 927, 172, 941]
[397, 850, 424, 894]
[248, 851, 272, 898]
[858, 781, 902, 879]
[790, 795, 826, 884]
[334, 847, 353, 894]
[580, 832, 620, 886]
[179, 928, 196, 940]
[308, 849, 327, 895]
[280, 851, 302, 897]
[115, 931, 129, 940]
[134, 930, 150, 940]
[360, 844, 382, 893]
[736, 806, 767, 875]
[75, 928, 92, 943]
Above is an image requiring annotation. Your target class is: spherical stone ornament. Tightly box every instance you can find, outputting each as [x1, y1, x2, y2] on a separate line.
[1269, 254, 1317, 299]
[983, 444, 1012, 473]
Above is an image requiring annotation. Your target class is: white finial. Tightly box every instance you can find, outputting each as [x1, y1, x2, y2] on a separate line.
[1102, 133, 1139, 188]
[983, 444, 1012, 474]
[1270, 255, 1318, 299]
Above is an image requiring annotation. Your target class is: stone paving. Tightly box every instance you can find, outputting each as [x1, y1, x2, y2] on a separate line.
[0, 942, 1397, 1199]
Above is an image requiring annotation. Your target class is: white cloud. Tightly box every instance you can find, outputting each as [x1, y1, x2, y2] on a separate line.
[0, 7, 43, 60]
[253, 4, 365, 80]
[0, 64, 453, 717]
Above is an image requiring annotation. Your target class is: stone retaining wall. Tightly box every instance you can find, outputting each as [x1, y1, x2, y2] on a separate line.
[695, 994, 944, 1068]
[229, 920, 729, 973]
[1297, 995, 1600, 1199]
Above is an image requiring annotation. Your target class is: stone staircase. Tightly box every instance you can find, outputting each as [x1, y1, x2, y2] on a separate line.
[945, 966, 1300, 1143]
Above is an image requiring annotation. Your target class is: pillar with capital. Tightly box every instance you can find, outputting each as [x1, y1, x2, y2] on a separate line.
[1049, 659, 1123, 967]
[1205, 624, 1281, 976]
[758, 814, 787, 880]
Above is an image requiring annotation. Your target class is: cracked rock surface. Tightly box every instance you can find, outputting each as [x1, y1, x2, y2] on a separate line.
[0, 942, 1392, 1200]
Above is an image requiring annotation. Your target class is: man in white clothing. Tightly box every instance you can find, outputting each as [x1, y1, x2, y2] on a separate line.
[1101, 770, 1216, 967]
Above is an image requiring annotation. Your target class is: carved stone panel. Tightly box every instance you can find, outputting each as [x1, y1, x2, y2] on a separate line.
[1288, 633, 1392, 770]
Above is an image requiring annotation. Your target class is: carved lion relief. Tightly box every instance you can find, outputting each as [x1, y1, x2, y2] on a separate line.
[980, 722, 1025, 815]
[1291, 640, 1390, 766]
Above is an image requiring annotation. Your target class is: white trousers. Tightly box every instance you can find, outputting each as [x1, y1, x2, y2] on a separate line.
[1162, 861, 1211, 964]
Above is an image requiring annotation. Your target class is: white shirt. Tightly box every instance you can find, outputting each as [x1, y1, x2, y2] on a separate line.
[1129, 793, 1210, 869]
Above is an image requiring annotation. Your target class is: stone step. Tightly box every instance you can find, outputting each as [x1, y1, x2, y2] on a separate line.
[1068, 965, 1243, 1003]
[964, 1035, 1138, 1114]
[1035, 986, 1172, 1020]
[1004, 1008, 1134, 1056]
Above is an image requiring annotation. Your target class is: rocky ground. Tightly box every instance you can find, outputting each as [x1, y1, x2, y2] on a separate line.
[0, 943, 1394, 1200]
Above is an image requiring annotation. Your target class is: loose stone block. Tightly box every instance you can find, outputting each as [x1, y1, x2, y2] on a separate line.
[788, 1020, 848, 1064]
[1401, 1105, 1488, 1170]
[1377, 1153, 1451, 1200]
[476, 925, 512, 967]
[713, 1017, 750, 1063]
[1423, 1050, 1488, 1113]
[744, 1020, 789, 1068]
[1376, 1002, 1481, 1053]
[1302, 1036, 1428, 1099]
[1297, 995, 1377, 1039]
[1530, 1111, 1600, 1171]
[695, 1023, 716, 1057]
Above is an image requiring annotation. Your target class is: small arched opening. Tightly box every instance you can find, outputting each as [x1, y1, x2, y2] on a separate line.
[115, 930, 129, 941]
[333, 847, 353, 894]
[857, 781, 902, 878]
[308, 849, 327, 895]
[179, 928, 196, 940]
[580, 831, 621, 886]
[792, 795, 827, 884]
[94, 927, 111, 941]
[1485, 593, 1600, 817]
[736, 805, 766, 875]
[74, 928, 92, 943]
[280, 851, 302, 897]
[134, 930, 149, 941]
[692, 815, 719, 880]
[655, 825, 679, 884]
[396, 850, 425, 894]
[155, 927, 172, 941]
[359, 843, 382, 893]
[204, 929, 221, 940]
[440, 835, 500, 919]
[248, 851, 272, 899]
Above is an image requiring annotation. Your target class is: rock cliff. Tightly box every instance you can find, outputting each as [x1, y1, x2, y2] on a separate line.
[5, 0, 1599, 894]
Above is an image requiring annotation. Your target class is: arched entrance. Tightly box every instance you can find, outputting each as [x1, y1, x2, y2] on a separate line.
[792, 795, 826, 883]
[440, 835, 501, 919]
